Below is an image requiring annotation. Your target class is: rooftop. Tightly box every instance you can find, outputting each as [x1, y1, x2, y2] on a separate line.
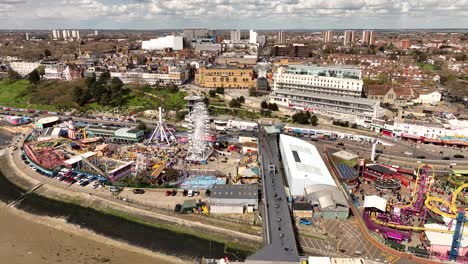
[280, 134, 336, 191]
[282, 64, 361, 80]
[210, 184, 258, 200]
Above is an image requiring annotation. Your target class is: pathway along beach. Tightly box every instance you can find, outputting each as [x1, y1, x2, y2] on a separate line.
[0, 127, 181, 264]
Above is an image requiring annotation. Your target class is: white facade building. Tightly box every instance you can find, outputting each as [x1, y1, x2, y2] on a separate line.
[10, 61, 41, 76]
[391, 120, 468, 139]
[249, 30, 257, 44]
[142, 36, 184, 51]
[107, 66, 189, 86]
[230, 30, 241, 41]
[417, 91, 441, 105]
[44, 66, 63, 80]
[52, 30, 58, 40]
[270, 65, 380, 126]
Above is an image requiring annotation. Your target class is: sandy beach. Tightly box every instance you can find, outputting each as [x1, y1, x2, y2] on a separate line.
[0, 205, 183, 264]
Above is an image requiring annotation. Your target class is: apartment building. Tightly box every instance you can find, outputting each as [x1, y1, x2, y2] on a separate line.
[195, 65, 254, 89]
[270, 65, 381, 126]
[272, 65, 363, 98]
[103, 65, 189, 86]
[343, 30, 355, 46]
[9, 61, 41, 76]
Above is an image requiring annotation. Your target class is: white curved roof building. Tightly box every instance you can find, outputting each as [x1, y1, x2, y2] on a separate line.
[279, 134, 349, 218]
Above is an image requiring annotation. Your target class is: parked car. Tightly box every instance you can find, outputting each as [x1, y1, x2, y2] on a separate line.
[133, 189, 145, 194]
[165, 190, 172, 196]
[188, 190, 194, 197]
[183, 190, 188, 196]
[174, 204, 182, 213]
[79, 180, 90, 187]
[416, 155, 426, 159]
[205, 189, 211, 196]
[454, 154, 465, 159]
[337, 142, 344, 147]
[171, 190, 177, 196]
[110, 186, 121, 192]
[299, 218, 312, 226]
[442, 156, 450, 160]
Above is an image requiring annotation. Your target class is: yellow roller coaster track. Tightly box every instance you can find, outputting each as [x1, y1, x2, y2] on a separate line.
[371, 164, 468, 233]
[425, 183, 468, 220]
[370, 212, 455, 234]
[400, 164, 434, 209]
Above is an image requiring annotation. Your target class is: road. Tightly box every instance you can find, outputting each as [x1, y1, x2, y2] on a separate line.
[247, 127, 299, 263]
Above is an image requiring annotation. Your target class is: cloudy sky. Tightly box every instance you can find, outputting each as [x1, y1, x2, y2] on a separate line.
[0, 0, 467, 29]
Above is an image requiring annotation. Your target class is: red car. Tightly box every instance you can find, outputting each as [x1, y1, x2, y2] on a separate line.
[165, 190, 172, 196]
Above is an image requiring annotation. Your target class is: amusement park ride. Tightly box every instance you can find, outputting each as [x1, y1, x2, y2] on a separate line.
[148, 107, 176, 145]
[186, 102, 213, 163]
[365, 164, 467, 261]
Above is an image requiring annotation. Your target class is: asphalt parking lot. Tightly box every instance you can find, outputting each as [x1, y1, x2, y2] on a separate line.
[298, 218, 404, 264]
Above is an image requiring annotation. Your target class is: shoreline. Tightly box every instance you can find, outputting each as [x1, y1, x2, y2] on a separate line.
[0, 128, 260, 261]
[0, 201, 186, 264]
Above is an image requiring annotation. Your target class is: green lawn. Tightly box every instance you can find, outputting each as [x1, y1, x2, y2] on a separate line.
[0, 79, 31, 108]
[417, 62, 436, 71]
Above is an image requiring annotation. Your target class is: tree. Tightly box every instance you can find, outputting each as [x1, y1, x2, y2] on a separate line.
[136, 120, 147, 131]
[310, 115, 318, 126]
[292, 111, 310, 124]
[351, 123, 358, 129]
[44, 49, 52, 57]
[249, 88, 257, 97]
[7, 69, 19, 81]
[215, 86, 224, 94]
[238, 96, 245, 103]
[37, 65, 45, 77]
[454, 53, 466, 62]
[203, 97, 210, 107]
[209, 90, 216, 97]
[267, 103, 279, 111]
[176, 110, 188, 121]
[229, 98, 241, 108]
[260, 109, 272, 117]
[28, 69, 41, 85]
[98, 71, 111, 83]
[260, 100, 268, 109]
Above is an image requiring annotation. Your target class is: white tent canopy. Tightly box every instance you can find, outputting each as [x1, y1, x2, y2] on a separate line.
[363, 195, 387, 212]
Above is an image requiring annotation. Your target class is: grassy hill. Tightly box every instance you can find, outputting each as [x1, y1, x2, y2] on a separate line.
[0, 79, 31, 108]
[0, 79, 188, 114]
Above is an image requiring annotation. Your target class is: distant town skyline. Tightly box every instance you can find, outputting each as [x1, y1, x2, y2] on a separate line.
[0, 0, 467, 30]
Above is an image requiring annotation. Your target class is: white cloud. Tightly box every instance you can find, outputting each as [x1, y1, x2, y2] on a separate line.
[0, 0, 467, 28]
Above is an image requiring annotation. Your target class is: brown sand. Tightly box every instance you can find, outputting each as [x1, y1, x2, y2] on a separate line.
[0, 206, 184, 264]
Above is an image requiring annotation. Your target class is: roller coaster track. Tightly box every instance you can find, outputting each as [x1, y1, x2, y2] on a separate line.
[400, 164, 434, 210]
[425, 183, 468, 220]
[370, 164, 467, 233]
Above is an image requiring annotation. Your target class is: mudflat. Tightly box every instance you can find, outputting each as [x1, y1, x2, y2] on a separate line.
[0, 207, 180, 264]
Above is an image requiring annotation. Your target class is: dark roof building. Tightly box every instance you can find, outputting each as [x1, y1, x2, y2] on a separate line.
[209, 184, 258, 214]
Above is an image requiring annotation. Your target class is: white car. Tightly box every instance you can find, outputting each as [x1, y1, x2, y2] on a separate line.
[188, 190, 194, 197]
